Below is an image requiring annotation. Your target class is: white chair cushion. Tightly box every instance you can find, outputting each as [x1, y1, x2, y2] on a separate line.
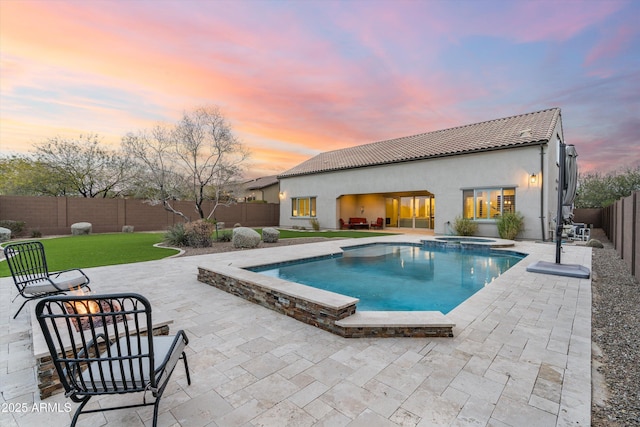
[79, 335, 185, 392]
[23, 274, 87, 295]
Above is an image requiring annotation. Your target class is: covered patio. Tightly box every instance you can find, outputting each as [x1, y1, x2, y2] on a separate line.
[1, 235, 591, 426]
[338, 191, 435, 230]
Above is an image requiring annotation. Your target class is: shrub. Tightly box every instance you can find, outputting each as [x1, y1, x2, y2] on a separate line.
[216, 229, 233, 242]
[31, 229, 42, 238]
[453, 216, 478, 236]
[165, 223, 189, 246]
[496, 212, 525, 240]
[309, 218, 320, 231]
[184, 220, 215, 248]
[0, 220, 26, 237]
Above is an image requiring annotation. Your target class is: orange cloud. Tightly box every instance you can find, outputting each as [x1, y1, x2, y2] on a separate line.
[1, 0, 637, 179]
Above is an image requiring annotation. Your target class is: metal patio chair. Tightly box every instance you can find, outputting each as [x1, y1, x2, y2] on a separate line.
[35, 293, 191, 427]
[3, 241, 91, 319]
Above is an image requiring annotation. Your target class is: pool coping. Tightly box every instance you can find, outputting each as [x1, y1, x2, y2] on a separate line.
[196, 235, 518, 338]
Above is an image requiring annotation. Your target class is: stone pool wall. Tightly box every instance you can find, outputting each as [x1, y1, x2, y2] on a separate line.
[197, 267, 455, 338]
[198, 268, 357, 335]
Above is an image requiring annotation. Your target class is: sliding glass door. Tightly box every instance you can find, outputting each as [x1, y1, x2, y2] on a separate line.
[398, 196, 434, 229]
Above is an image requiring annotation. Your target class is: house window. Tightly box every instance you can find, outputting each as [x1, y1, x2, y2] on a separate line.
[291, 197, 316, 217]
[463, 188, 515, 220]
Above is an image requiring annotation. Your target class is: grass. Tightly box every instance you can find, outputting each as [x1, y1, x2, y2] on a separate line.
[0, 233, 178, 278]
[0, 228, 395, 278]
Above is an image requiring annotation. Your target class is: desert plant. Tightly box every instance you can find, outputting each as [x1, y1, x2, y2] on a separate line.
[164, 223, 189, 246]
[496, 212, 525, 240]
[309, 218, 320, 231]
[216, 229, 233, 242]
[453, 216, 478, 236]
[30, 229, 42, 238]
[0, 220, 25, 237]
[184, 219, 215, 248]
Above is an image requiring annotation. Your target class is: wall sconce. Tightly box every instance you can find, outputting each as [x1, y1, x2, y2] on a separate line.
[360, 206, 365, 214]
[278, 192, 285, 199]
[530, 174, 537, 184]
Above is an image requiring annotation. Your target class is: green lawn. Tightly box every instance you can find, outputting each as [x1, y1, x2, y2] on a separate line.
[0, 228, 395, 278]
[0, 233, 178, 278]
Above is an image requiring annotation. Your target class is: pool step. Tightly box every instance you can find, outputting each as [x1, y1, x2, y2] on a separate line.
[335, 311, 455, 338]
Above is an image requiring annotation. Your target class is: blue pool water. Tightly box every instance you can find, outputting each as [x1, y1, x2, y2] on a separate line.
[250, 244, 525, 313]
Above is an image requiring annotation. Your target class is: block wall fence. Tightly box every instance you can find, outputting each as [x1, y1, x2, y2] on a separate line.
[0, 196, 279, 236]
[602, 191, 639, 280]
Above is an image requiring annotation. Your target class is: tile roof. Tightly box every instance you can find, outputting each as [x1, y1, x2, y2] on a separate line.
[278, 108, 561, 178]
[244, 175, 279, 190]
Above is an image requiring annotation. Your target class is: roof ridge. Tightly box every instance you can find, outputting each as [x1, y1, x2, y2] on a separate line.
[278, 107, 561, 179]
[358, 107, 561, 149]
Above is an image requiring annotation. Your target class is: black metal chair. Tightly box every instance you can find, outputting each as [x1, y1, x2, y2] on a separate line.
[3, 241, 91, 319]
[35, 293, 191, 427]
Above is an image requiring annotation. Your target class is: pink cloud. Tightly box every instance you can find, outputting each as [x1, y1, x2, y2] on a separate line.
[585, 24, 637, 69]
[2, 0, 637, 178]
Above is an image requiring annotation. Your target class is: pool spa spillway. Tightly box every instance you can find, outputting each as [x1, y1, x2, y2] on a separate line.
[197, 240, 526, 338]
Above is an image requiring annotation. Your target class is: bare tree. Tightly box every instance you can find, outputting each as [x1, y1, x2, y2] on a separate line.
[121, 126, 191, 221]
[173, 106, 249, 220]
[122, 106, 249, 221]
[33, 134, 135, 198]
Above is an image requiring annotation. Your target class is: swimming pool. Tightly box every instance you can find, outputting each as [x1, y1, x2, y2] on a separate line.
[250, 243, 525, 313]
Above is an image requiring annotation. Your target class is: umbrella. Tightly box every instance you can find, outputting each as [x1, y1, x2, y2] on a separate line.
[526, 141, 590, 278]
[562, 145, 578, 222]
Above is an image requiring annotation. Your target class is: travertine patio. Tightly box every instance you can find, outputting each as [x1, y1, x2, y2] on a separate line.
[0, 235, 591, 426]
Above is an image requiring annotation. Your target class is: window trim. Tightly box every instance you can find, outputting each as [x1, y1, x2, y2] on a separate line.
[462, 187, 516, 221]
[290, 196, 317, 218]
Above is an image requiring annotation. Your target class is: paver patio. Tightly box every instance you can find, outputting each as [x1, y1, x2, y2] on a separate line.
[0, 234, 592, 426]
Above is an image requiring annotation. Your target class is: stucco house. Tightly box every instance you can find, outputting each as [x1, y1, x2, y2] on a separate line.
[278, 108, 569, 240]
[241, 175, 280, 203]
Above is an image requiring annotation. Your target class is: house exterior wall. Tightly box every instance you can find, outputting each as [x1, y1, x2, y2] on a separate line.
[280, 142, 565, 240]
[280, 116, 565, 240]
[261, 184, 281, 204]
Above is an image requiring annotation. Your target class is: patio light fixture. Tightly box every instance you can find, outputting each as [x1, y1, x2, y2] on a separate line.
[530, 173, 537, 184]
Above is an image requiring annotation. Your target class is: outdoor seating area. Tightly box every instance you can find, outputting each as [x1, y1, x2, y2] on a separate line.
[370, 217, 384, 229]
[3, 241, 91, 319]
[35, 293, 190, 427]
[561, 223, 592, 242]
[346, 217, 370, 229]
[0, 235, 593, 426]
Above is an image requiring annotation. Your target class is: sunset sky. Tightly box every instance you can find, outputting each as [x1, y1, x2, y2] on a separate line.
[1, 0, 638, 179]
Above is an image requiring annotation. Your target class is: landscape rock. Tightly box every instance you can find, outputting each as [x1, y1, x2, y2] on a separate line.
[71, 222, 92, 235]
[232, 227, 261, 248]
[122, 225, 134, 233]
[262, 227, 280, 243]
[0, 227, 11, 243]
[587, 238, 604, 248]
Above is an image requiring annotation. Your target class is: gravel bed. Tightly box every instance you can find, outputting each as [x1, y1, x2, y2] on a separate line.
[172, 236, 344, 256]
[173, 230, 639, 425]
[590, 228, 640, 426]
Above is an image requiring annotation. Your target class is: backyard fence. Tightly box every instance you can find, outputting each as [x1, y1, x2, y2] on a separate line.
[0, 195, 279, 236]
[602, 191, 639, 280]
[572, 208, 602, 229]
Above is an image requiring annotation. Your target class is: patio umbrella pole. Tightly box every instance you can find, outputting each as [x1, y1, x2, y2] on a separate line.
[526, 141, 590, 279]
[555, 142, 566, 264]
